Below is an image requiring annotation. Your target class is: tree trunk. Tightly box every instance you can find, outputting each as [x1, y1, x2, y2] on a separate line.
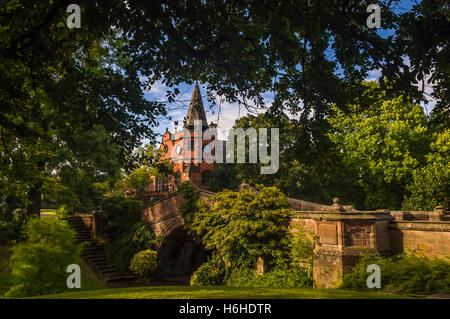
[26, 161, 45, 217]
[27, 180, 42, 217]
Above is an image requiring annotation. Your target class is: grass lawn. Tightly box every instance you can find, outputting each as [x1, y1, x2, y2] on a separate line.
[31, 285, 414, 299]
[40, 209, 57, 215]
[0, 245, 12, 296]
[76, 257, 108, 291]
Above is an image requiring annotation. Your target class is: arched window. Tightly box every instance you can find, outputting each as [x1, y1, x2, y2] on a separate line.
[201, 170, 212, 185]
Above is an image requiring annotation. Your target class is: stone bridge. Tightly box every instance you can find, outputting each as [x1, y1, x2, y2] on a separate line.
[76, 183, 449, 287]
[139, 183, 343, 238]
[140, 188, 215, 237]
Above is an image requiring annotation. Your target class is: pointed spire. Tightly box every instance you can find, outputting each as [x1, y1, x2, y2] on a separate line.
[184, 81, 209, 130]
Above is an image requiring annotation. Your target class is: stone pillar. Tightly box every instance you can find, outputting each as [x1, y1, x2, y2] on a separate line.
[294, 205, 394, 289]
[429, 206, 444, 221]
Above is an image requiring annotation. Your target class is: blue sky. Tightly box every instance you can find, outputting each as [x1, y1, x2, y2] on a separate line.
[141, 0, 434, 146]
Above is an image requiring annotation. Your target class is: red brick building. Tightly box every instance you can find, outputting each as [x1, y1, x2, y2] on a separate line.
[143, 82, 219, 201]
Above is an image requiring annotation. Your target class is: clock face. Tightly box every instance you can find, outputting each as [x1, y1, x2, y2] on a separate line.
[203, 144, 211, 154]
[176, 144, 182, 155]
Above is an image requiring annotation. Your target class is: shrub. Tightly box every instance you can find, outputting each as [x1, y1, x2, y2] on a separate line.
[190, 255, 226, 286]
[6, 217, 82, 297]
[177, 181, 201, 228]
[129, 249, 158, 279]
[0, 210, 28, 245]
[104, 222, 160, 273]
[56, 205, 71, 220]
[99, 195, 143, 241]
[290, 223, 315, 274]
[341, 251, 450, 294]
[188, 186, 292, 271]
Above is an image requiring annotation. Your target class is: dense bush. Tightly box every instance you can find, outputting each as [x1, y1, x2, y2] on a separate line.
[104, 222, 161, 273]
[190, 255, 226, 286]
[99, 195, 160, 273]
[402, 129, 450, 210]
[0, 210, 28, 245]
[182, 184, 316, 288]
[6, 217, 82, 297]
[188, 186, 292, 271]
[99, 195, 143, 241]
[129, 249, 158, 279]
[341, 251, 450, 294]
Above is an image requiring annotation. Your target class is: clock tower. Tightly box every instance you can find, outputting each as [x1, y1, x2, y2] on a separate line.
[144, 82, 218, 200]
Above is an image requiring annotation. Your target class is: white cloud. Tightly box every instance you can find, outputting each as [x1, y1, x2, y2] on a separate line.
[367, 68, 382, 81]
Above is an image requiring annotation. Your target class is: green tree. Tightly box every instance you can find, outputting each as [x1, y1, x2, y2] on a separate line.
[403, 129, 450, 210]
[328, 95, 430, 210]
[6, 217, 82, 297]
[189, 186, 292, 270]
[232, 113, 330, 203]
[0, 2, 165, 217]
[208, 164, 240, 192]
[114, 145, 174, 199]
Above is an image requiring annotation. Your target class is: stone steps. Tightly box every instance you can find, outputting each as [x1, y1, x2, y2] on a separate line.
[73, 226, 138, 284]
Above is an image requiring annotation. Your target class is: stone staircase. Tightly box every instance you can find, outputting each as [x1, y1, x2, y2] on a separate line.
[74, 227, 138, 284]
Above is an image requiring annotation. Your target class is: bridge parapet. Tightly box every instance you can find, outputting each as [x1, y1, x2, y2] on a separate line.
[291, 208, 450, 288]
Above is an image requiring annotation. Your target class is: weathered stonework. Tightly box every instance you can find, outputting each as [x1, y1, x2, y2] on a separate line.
[79, 188, 450, 289]
[291, 207, 450, 288]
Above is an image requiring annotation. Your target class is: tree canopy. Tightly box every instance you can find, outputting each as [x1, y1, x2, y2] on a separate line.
[1, 0, 448, 216]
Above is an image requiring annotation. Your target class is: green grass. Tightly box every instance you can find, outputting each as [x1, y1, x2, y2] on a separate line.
[31, 286, 414, 299]
[40, 209, 57, 215]
[0, 245, 12, 296]
[76, 257, 108, 291]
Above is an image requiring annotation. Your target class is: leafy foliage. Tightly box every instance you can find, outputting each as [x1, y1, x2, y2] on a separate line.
[328, 95, 430, 210]
[0, 210, 28, 245]
[190, 254, 226, 286]
[6, 217, 82, 297]
[232, 113, 330, 204]
[208, 164, 240, 193]
[177, 181, 202, 229]
[98, 195, 143, 241]
[99, 195, 160, 273]
[290, 223, 315, 274]
[188, 186, 292, 271]
[129, 249, 158, 280]
[341, 252, 450, 295]
[403, 129, 450, 210]
[114, 145, 175, 199]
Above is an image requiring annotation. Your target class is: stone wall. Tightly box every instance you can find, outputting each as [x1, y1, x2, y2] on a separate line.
[291, 208, 450, 289]
[290, 210, 394, 289]
[389, 221, 450, 257]
[140, 188, 214, 237]
[141, 192, 185, 237]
